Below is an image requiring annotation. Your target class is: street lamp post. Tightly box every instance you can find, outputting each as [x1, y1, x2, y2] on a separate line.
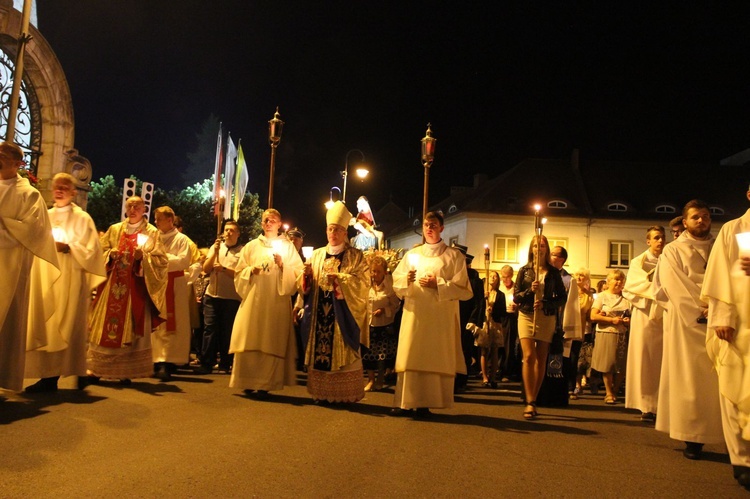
[420, 123, 436, 221]
[342, 149, 366, 204]
[267, 107, 284, 208]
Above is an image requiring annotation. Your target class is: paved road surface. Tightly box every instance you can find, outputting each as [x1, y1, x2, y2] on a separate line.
[1, 372, 746, 498]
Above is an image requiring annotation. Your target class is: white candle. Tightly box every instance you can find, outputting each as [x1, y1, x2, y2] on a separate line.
[302, 246, 314, 262]
[136, 233, 149, 248]
[52, 227, 67, 243]
[271, 239, 283, 254]
[407, 252, 420, 270]
[736, 232, 750, 256]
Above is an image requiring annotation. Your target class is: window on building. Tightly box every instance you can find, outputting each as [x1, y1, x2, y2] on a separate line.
[655, 204, 676, 214]
[547, 200, 568, 209]
[609, 241, 632, 268]
[493, 235, 518, 263]
[709, 206, 725, 216]
[547, 237, 568, 250]
[607, 203, 628, 212]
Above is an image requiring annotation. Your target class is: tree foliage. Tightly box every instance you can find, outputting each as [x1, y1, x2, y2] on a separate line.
[87, 175, 262, 248]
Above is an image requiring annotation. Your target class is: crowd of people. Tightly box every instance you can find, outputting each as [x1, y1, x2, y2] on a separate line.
[1, 140, 750, 489]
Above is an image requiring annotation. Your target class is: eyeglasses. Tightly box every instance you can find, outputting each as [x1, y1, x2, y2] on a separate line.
[423, 223, 440, 230]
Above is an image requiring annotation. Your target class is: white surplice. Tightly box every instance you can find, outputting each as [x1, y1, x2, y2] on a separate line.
[392, 240, 473, 409]
[152, 228, 192, 365]
[703, 208, 750, 465]
[229, 235, 303, 391]
[653, 232, 723, 444]
[0, 175, 59, 391]
[25, 204, 106, 379]
[623, 249, 663, 414]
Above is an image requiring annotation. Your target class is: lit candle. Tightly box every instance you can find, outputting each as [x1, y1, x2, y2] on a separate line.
[736, 232, 750, 256]
[136, 233, 149, 248]
[52, 227, 67, 243]
[271, 239, 283, 254]
[407, 252, 420, 270]
[301, 246, 314, 262]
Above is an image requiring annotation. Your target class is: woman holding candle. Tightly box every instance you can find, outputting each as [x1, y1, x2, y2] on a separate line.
[88, 196, 168, 384]
[299, 201, 370, 403]
[514, 234, 567, 419]
[229, 209, 304, 398]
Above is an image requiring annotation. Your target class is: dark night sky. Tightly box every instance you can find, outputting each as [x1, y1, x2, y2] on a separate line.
[34, 1, 750, 244]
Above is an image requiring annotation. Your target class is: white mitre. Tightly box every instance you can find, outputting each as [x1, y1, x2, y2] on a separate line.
[326, 200, 352, 228]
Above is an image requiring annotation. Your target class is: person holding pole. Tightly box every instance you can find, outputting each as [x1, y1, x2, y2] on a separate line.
[513, 234, 567, 419]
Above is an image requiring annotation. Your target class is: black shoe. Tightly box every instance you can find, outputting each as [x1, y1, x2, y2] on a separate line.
[255, 390, 269, 400]
[490, 381, 498, 389]
[77, 376, 89, 390]
[640, 412, 656, 423]
[389, 408, 412, 417]
[243, 389, 255, 397]
[155, 364, 172, 382]
[683, 442, 703, 460]
[735, 467, 750, 489]
[24, 377, 58, 393]
[194, 365, 212, 375]
[734, 466, 750, 479]
[414, 408, 432, 419]
[119, 378, 132, 386]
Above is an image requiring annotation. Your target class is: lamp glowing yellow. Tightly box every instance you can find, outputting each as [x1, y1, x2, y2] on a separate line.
[534, 203, 541, 211]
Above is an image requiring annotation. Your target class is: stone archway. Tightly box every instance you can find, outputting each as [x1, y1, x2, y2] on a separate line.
[0, 1, 92, 208]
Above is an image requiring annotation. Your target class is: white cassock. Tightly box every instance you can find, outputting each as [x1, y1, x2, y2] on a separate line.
[25, 204, 106, 379]
[229, 235, 303, 391]
[392, 240, 473, 410]
[653, 232, 723, 444]
[623, 249, 663, 414]
[702, 208, 750, 466]
[152, 228, 192, 365]
[0, 175, 59, 391]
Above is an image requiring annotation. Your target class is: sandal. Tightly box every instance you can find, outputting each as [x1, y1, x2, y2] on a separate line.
[604, 395, 616, 405]
[523, 402, 537, 420]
